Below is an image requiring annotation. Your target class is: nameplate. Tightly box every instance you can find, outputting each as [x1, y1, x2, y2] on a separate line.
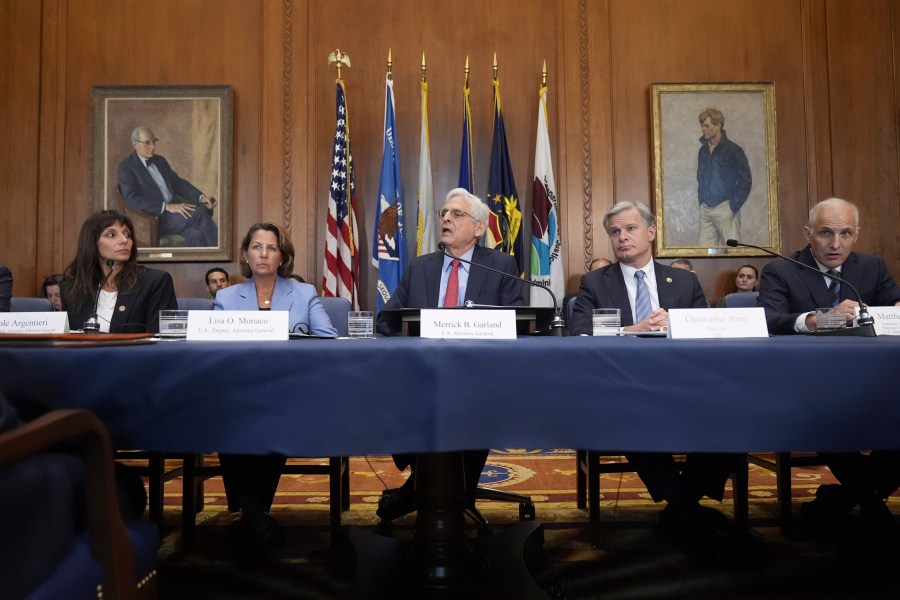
[420, 309, 517, 340]
[0, 312, 69, 334]
[667, 307, 768, 339]
[867, 306, 900, 336]
[187, 311, 289, 341]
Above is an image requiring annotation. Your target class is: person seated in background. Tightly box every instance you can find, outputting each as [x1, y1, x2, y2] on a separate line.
[61, 210, 177, 333]
[213, 222, 336, 561]
[563, 257, 612, 324]
[757, 197, 900, 542]
[590, 257, 612, 271]
[289, 273, 306, 284]
[375, 188, 526, 522]
[41, 274, 64, 311]
[670, 257, 694, 272]
[0, 263, 11, 312]
[571, 201, 758, 561]
[715, 264, 759, 307]
[204, 267, 230, 299]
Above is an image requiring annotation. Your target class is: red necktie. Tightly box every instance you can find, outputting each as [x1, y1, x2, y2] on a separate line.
[443, 259, 461, 307]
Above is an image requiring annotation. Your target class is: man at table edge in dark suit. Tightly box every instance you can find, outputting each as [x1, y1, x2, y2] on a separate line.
[0, 263, 11, 312]
[117, 126, 218, 247]
[375, 187, 526, 521]
[757, 196, 900, 539]
[571, 200, 758, 561]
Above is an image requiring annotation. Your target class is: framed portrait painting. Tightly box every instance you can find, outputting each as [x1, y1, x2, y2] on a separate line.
[91, 85, 233, 262]
[651, 83, 779, 257]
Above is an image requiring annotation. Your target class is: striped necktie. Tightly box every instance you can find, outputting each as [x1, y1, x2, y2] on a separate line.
[443, 260, 461, 307]
[634, 270, 652, 323]
[827, 269, 841, 307]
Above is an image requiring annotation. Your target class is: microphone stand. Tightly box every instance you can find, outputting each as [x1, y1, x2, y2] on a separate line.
[437, 243, 567, 336]
[83, 260, 116, 333]
[726, 239, 876, 337]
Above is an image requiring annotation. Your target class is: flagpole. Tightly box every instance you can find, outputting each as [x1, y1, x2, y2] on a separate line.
[328, 49, 355, 263]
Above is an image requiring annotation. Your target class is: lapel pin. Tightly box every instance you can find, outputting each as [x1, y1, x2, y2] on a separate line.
[118, 306, 126, 311]
[666, 277, 673, 283]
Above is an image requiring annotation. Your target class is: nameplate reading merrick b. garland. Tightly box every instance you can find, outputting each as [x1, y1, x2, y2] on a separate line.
[187, 311, 289, 341]
[419, 309, 517, 340]
[0, 312, 69, 334]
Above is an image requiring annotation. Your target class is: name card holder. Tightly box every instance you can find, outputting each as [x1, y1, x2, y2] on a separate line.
[187, 310, 289, 341]
[867, 306, 900, 336]
[668, 307, 768, 339]
[0, 312, 69, 334]
[420, 309, 517, 340]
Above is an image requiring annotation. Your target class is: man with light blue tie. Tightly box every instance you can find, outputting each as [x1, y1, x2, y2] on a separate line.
[570, 201, 756, 562]
[117, 126, 218, 247]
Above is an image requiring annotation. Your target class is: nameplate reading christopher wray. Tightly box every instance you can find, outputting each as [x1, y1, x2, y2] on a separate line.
[187, 310, 288, 341]
[420, 308, 517, 340]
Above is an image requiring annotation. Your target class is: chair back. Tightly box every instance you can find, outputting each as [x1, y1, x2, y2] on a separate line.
[723, 291, 759, 308]
[177, 298, 214, 311]
[319, 296, 351, 337]
[10, 297, 53, 312]
[563, 294, 579, 328]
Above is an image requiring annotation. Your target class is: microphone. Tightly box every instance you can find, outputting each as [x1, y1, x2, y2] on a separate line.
[83, 259, 116, 333]
[437, 242, 566, 336]
[725, 239, 875, 336]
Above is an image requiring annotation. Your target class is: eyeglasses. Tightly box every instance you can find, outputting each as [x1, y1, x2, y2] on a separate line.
[437, 208, 475, 221]
[134, 138, 159, 146]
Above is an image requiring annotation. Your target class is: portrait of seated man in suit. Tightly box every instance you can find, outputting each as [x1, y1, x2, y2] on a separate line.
[571, 200, 758, 561]
[375, 187, 526, 521]
[757, 196, 900, 542]
[117, 126, 218, 247]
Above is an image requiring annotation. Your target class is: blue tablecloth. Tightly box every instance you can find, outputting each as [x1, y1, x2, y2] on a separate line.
[1, 335, 899, 455]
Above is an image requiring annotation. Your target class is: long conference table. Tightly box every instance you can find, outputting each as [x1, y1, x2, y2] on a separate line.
[2, 334, 900, 596]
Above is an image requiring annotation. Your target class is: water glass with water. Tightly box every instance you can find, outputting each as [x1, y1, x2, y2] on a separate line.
[347, 311, 374, 338]
[816, 308, 845, 331]
[159, 309, 189, 337]
[592, 308, 621, 335]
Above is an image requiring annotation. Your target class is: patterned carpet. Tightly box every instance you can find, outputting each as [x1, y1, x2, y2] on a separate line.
[148, 450, 900, 599]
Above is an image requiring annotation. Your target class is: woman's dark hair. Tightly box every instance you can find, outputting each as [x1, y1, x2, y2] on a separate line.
[40, 274, 64, 297]
[63, 210, 142, 310]
[238, 223, 295, 278]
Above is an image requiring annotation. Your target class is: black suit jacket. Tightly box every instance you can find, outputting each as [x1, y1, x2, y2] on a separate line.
[0, 264, 11, 312]
[376, 245, 526, 335]
[757, 245, 900, 335]
[117, 152, 204, 215]
[569, 261, 708, 335]
[62, 267, 178, 333]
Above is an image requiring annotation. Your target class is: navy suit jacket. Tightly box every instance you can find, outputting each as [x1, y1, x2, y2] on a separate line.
[757, 245, 900, 335]
[214, 277, 338, 337]
[117, 151, 204, 215]
[376, 245, 526, 335]
[0, 264, 11, 312]
[569, 261, 707, 335]
[62, 267, 177, 333]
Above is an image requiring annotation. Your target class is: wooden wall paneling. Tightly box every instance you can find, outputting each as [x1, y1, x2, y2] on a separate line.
[825, 0, 900, 276]
[1, 0, 42, 296]
[801, 0, 834, 211]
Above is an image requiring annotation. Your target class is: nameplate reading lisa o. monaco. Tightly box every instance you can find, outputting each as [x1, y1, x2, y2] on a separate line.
[667, 307, 768, 339]
[186, 311, 289, 341]
[0, 312, 69, 334]
[419, 309, 517, 340]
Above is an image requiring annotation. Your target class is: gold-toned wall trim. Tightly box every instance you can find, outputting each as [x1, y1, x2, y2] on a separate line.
[281, 0, 294, 233]
[578, 0, 594, 271]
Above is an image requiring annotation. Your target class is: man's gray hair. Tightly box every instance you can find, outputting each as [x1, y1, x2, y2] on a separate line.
[130, 126, 150, 142]
[603, 201, 656, 231]
[808, 197, 859, 228]
[445, 187, 489, 223]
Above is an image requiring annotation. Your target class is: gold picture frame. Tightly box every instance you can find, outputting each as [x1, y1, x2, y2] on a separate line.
[651, 83, 779, 257]
[91, 85, 233, 262]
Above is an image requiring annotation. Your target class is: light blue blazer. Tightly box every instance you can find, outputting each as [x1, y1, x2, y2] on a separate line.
[213, 277, 338, 337]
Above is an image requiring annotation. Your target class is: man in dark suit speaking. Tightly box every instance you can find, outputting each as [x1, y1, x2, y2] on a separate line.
[758, 197, 900, 542]
[117, 126, 218, 247]
[375, 187, 526, 521]
[571, 201, 756, 561]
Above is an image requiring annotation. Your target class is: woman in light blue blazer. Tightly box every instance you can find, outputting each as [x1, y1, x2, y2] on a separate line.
[214, 222, 336, 558]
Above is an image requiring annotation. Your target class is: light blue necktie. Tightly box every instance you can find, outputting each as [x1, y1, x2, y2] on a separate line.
[634, 270, 652, 323]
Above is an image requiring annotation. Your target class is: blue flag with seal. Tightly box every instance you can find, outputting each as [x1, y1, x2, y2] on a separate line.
[372, 76, 407, 312]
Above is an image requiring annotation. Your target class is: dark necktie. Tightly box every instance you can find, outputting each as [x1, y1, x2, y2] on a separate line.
[827, 269, 841, 307]
[444, 260, 461, 307]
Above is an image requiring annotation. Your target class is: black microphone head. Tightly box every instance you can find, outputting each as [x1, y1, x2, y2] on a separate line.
[726, 239, 739, 247]
[437, 242, 446, 251]
[106, 259, 115, 268]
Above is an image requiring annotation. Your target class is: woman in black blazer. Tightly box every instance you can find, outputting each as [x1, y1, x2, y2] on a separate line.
[62, 210, 177, 333]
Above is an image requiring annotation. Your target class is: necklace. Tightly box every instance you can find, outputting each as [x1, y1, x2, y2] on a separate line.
[256, 283, 274, 306]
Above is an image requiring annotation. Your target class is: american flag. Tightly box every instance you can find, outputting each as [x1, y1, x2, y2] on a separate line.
[323, 80, 360, 309]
